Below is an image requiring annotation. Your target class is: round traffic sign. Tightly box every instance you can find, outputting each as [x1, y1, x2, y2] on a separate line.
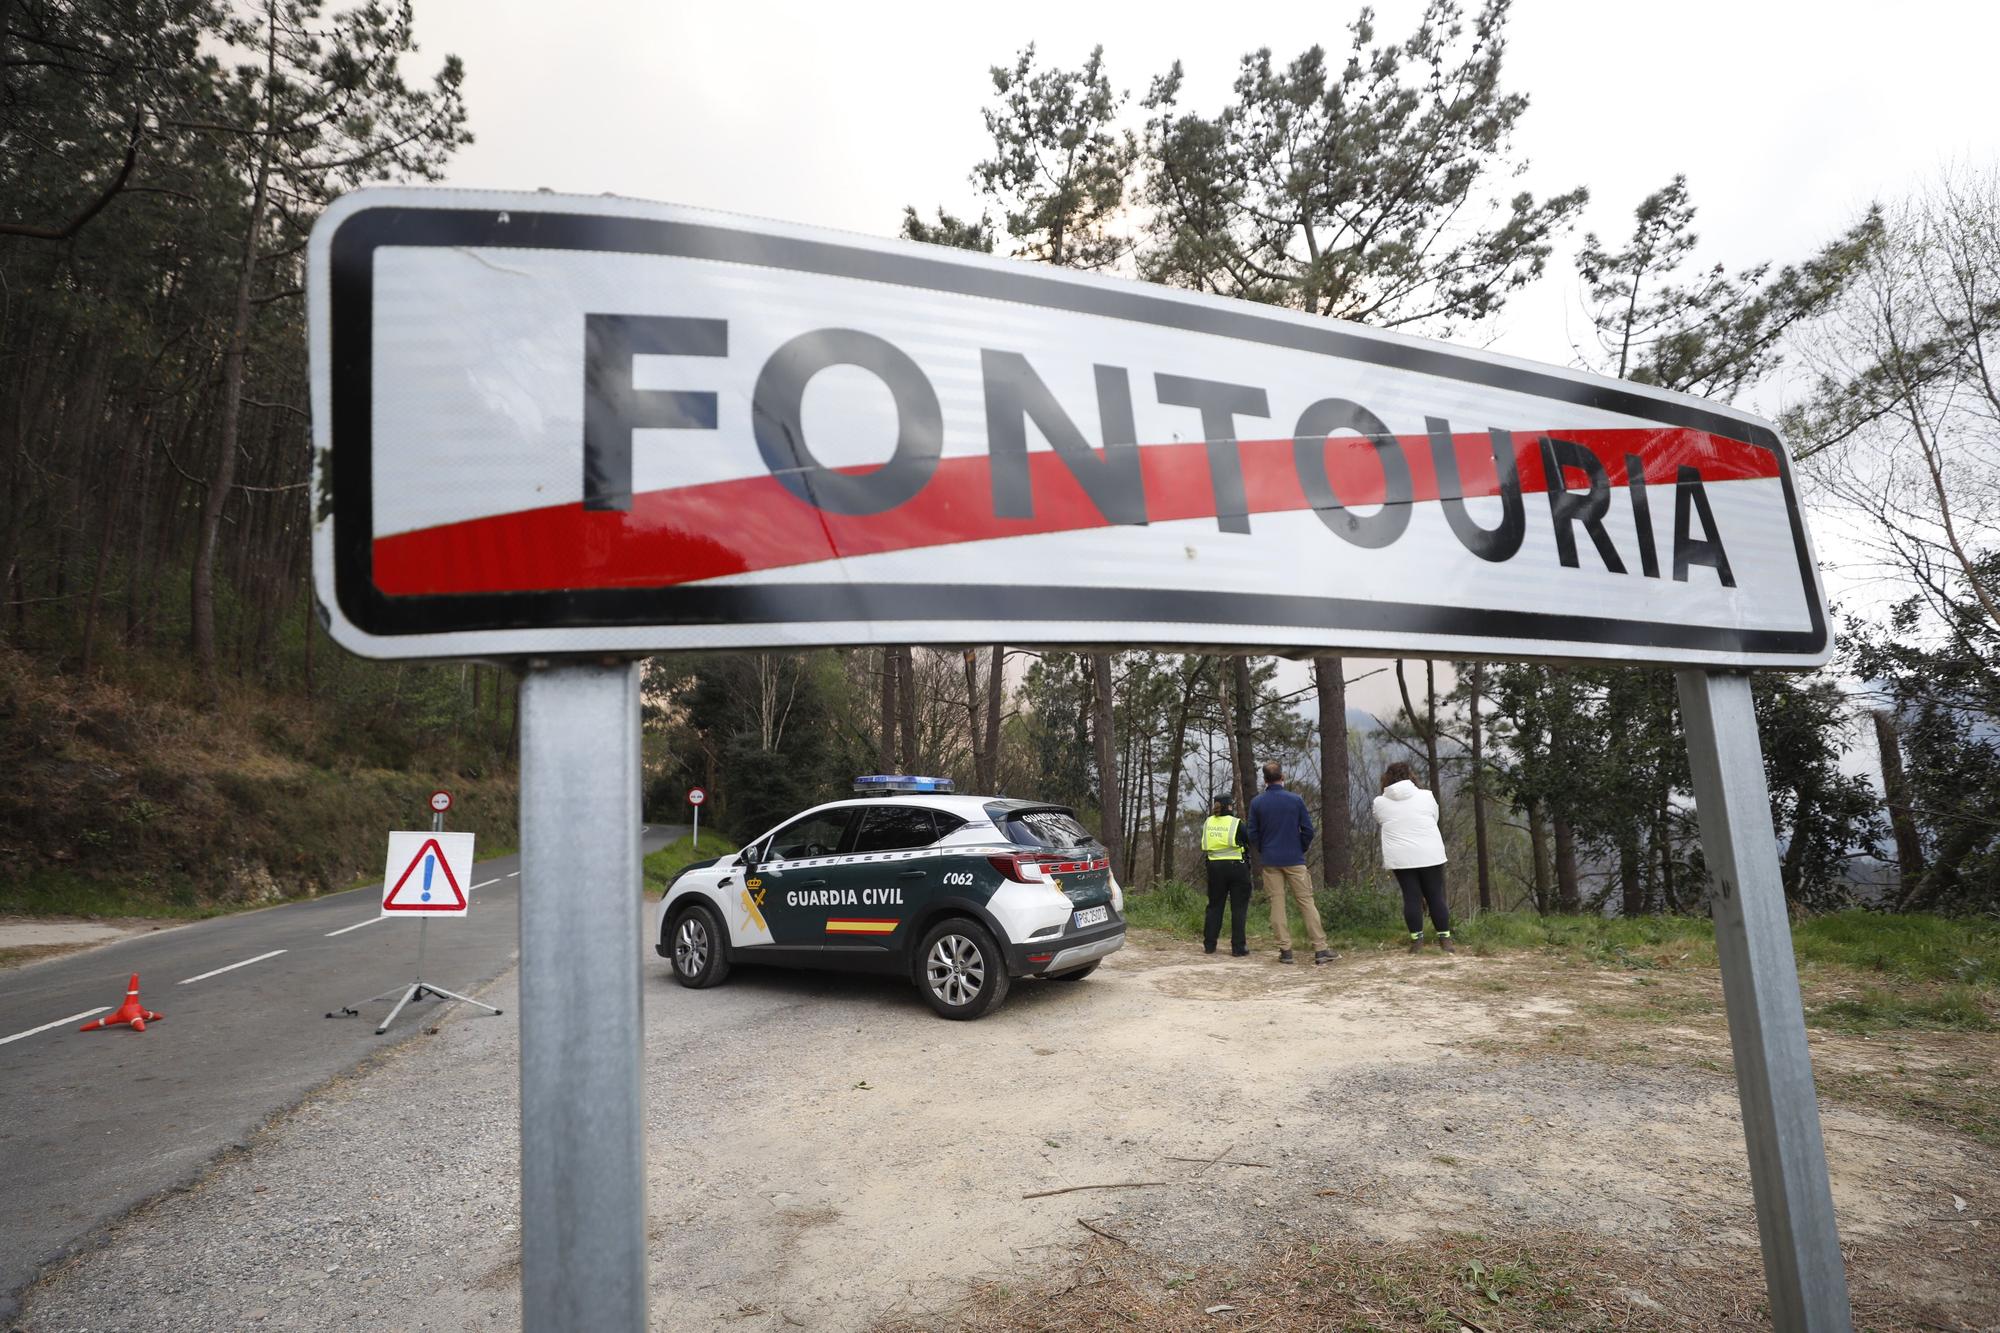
[429, 789, 453, 814]
[687, 787, 706, 806]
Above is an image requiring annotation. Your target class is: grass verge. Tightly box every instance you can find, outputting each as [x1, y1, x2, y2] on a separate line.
[643, 833, 737, 895]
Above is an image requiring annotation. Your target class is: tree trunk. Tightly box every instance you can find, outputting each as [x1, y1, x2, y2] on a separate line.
[191, 13, 279, 703]
[1089, 652, 1124, 875]
[1424, 660, 1441, 794]
[8, 559, 25, 640]
[1526, 798, 1552, 915]
[506, 671, 520, 762]
[302, 588, 315, 705]
[1158, 659, 1201, 883]
[1619, 831, 1642, 917]
[1230, 656, 1258, 874]
[1553, 812, 1580, 913]
[1313, 655, 1351, 888]
[878, 647, 898, 772]
[962, 650, 985, 789]
[1468, 662, 1491, 912]
[1136, 728, 1152, 880]
[1394, 658, 1439, 789]
[1657, 799, 1679, 912]
[1873, 710, 1926, 902]
[898, 647, 918, 771]
[80, 414, 141, 676]
[985, 645, 1004, 786]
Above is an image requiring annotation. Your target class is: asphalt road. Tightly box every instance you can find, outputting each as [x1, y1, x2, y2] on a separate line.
[0, 825, 680, 1317]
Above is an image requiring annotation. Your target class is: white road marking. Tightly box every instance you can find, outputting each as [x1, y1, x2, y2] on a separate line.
[178, 950, 286, 985]
[471, 878, 498, 890]
[324, 917, 384, 937]
[0, 1008, 111, 1046]
[506, 871, 519, 878]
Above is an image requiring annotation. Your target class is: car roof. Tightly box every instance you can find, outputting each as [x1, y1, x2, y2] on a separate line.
[786, 794, 1065, 821]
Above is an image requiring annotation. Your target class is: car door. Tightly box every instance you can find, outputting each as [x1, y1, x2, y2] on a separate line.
[749, 806, 859, 951]
[837, 804, 942, 952]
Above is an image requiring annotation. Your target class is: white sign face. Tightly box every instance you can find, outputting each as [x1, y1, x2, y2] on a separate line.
[309, 187, 1829, 668]
[688, 787, 706, 806]
[381, 830, 476, 917]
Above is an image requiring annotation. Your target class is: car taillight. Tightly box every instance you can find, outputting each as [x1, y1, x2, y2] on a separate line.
[987, 854, 1050, 883]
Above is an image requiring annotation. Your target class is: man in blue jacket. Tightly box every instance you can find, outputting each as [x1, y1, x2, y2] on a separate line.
[1246, 761, 1333, 965]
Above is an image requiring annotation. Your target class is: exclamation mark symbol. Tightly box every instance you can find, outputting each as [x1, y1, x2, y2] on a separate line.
[422, 853, 435, 903]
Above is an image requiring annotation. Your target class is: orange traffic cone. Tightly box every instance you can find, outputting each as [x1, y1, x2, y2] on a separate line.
[79, 974, 163, 1033]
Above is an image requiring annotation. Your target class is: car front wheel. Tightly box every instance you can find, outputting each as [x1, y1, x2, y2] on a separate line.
[670, 904, 731, 989]
[916, 918, 1009, 1020]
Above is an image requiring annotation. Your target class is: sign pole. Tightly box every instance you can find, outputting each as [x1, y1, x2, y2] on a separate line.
[518, 661, 648, 1331]
[421, 803, 440, 989]
[1678, 670, 1852, 1331]
[692, 801, 699, 851]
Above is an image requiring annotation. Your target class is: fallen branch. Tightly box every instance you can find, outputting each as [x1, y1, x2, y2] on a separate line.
[1197, 1140, 1237, 1175]
[1162, 1154, 1272, 1169]
[1022, 1181, 1167, 1199]
[1075, 1217, 1132, 1246]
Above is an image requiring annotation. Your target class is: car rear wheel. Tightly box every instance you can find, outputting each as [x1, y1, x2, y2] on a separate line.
[670, 904, 731, 989]
[916, 918, 1009, 1020]
[1047, 961, 1100, 982]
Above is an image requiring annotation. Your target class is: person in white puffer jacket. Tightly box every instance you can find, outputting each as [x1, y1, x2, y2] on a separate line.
[1371, 761, 1453, 954]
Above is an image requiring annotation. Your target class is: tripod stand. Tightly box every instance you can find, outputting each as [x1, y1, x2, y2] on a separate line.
[326, 915, 503, 1033]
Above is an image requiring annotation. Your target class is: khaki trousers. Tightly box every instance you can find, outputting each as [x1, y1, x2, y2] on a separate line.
[1262, 863, 1325, 951]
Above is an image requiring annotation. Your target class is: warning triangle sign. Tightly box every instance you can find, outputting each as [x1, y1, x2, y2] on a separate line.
[384, 837, 468, 911]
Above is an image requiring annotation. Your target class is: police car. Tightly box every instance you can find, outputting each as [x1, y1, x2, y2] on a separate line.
[653, 776, 1126, 1019]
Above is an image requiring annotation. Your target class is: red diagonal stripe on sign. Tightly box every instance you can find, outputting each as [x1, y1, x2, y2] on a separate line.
[373, 427, 1776, 597]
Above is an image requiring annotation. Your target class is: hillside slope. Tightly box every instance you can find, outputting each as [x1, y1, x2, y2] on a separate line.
[0, 645, 519, 917]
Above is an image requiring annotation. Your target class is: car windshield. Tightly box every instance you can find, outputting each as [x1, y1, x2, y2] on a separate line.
[993, 807, 1096, 852]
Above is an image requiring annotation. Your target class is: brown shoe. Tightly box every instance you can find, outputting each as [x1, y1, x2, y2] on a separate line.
[1438, 936, 1456, 954]
[1406, 937, 1423, 954]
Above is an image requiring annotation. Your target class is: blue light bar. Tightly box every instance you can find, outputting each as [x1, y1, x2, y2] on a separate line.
[852, 774, 956, 795]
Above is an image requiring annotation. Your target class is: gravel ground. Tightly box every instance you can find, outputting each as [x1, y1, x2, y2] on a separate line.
[11, 938, 1997, 1331]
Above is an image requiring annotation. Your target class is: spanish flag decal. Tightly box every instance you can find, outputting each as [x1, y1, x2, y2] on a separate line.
[825, 918, 898, 936]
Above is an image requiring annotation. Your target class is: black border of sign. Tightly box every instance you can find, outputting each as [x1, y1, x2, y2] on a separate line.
[327, 204, 1827, 658]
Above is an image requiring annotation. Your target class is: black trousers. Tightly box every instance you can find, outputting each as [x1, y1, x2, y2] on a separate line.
[1392, 863, 1450, 934]
[1204, 859, 1251, 952]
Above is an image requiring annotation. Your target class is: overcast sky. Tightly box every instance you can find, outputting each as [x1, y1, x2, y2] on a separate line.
[401, 0, 2000, 727]
[409, 0, 2000, 381]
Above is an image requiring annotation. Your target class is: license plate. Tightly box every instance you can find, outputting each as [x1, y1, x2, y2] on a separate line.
[1073, 906, 1108, 928]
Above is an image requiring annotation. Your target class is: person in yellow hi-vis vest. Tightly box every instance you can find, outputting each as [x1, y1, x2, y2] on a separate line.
[1200, 794, 1251, 956]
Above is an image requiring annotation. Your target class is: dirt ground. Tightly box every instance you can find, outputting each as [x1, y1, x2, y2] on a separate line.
[13, 935, 1998, 1332]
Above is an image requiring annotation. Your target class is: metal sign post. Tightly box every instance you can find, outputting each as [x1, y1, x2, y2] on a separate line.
[688, 786, 705, 850]
[1680, 670, 1852, 1328]
[518, 662, 647, 1330]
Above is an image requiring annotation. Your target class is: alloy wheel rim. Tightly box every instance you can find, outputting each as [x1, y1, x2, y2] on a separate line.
[676, 918, 709, 975]
[926, 934, 984, 1007]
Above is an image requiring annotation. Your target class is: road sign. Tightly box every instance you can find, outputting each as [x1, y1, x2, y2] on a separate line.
[309, 187, 1854, 1330]
[687, 787, 705, 806]
[309, 188, 1827, 669]
[428, 788, 452, 814]
[381, 831, 474, 916]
